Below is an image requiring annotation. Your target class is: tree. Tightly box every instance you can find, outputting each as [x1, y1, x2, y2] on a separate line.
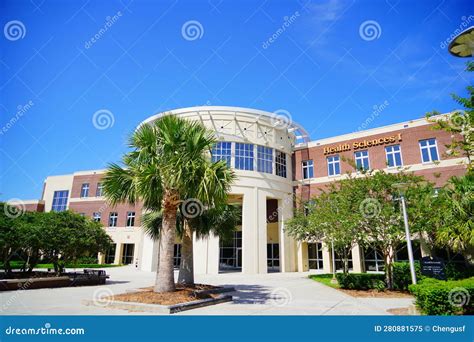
[103, 115, 234, 292]
[427, 61, 473, 170]
[437, 173, 474, 259]
[40, 211, 112, 275]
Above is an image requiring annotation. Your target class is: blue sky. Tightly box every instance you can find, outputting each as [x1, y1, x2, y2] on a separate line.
[0, 0, 472, 200]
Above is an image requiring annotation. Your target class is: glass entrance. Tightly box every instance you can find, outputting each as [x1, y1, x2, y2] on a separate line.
[121, 243, 135, 265]
[219, 231, 242, 271]
[105, 244, 116, 264]
[267, 243, 280, 272]
[308, 242, 323, 269]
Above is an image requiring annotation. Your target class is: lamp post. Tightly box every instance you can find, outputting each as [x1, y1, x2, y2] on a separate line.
[448, 26, 474, 58]
[392, 183, 417, 285]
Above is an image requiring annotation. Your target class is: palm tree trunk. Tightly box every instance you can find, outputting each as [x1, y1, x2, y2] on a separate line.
[178, 221, 194, 285]
[154, 192, 177, 293]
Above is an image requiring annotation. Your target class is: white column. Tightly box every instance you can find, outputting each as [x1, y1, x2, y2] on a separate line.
[242, 187, 267, 274]
[322, 243, 332, 273]
[140, 234, 159, 272]
[279, 195, 295, 272]
[193, 233, 220, 275]
[297, 242, 308, 272]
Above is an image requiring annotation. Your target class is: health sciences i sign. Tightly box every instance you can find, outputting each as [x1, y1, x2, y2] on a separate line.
[323, 133, 402, 155]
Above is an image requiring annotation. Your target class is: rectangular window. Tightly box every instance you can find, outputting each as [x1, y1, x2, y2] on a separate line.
[257, 146, 273, 174]
[327, 155, 340, 176]
[385, 145, 403, 167]
[211, 142, 232, 167]
[302, 160, 314, 179]
[92, 212, 101, 222]
[80, 183, 89, 198]
[419, 138, 439, 163]
[121, 243, 135, 264]
[51, 190, 69, 212]
[96, 182, 104, 197]
[308, 242, 323, 269]
[354, 150, 370, 170]
[105, 244, 116, 264]
[275, 150, 287, 178]
[126, 211, 135, 227]
[173, 244, 181, 268]
[108, 212, 118, 227]
[235, 143, 254, 171]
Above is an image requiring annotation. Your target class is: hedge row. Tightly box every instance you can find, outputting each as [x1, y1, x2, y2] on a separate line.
[409, 277, 474, 315]
[335, 273, 386, 291]
[392, 262, 423, 291]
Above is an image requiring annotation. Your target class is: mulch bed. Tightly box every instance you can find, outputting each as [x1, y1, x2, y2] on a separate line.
[108, 284, 221, 306]
[339, 289, 413, 298]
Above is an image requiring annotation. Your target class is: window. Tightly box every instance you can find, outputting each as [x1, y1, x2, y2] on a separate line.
[327, 155, 340, 176]
[108, 212, 118, 227]
[354, 150, 370, 170]
[51, 190, 69, 212]
[419, 138, 439, 163]
[302, 160, 314, 179]
[219, 231, 242, 270]
[267, 243, 280, 271]
[80, 183, 89, 198]
[173, 244, 181, 268]
[235, 143, 254, 171]
[126, 211, 135, 227]
[385, 145, 403, 167]
[92, 212, 101, 222]
[211, 142, 232, 167]
[363, 246, 384, 272]
[308, 243, 323, 269]
[96, 182, 104, 197]
[121, 243, 135, 264]
[275, 150, 287, 178]
[105, 244, 116, 264]
[257, 146, 273, 174]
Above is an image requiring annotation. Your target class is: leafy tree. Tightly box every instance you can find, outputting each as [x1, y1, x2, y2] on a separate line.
[103, 115, 234, 292]
[427, 61, 473, 170]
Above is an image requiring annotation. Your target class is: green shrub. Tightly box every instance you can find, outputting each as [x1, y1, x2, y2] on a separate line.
[409, 277, 474, 315]
[445, 262, 474, 280]
[336, 273, 386, 290]
[392, 261, 423, 291]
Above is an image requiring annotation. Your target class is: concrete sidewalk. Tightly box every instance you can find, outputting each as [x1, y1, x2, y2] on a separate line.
[0, 266, 414, 315]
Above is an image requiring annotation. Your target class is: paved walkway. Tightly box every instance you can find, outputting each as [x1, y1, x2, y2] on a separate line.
[0, 266, 414, 315]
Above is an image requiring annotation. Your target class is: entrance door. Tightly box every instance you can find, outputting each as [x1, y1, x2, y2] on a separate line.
[121, 243, 135, 265]
[267, 243, 280, 272]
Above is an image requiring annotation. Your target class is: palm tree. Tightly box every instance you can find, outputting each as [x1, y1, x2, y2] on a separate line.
[142, 204, 240, 285]
[103, 114, 234, 292]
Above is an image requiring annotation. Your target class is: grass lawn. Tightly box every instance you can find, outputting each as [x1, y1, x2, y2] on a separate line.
[1, 261, 124, 269]
[309, 274, 340, 289]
